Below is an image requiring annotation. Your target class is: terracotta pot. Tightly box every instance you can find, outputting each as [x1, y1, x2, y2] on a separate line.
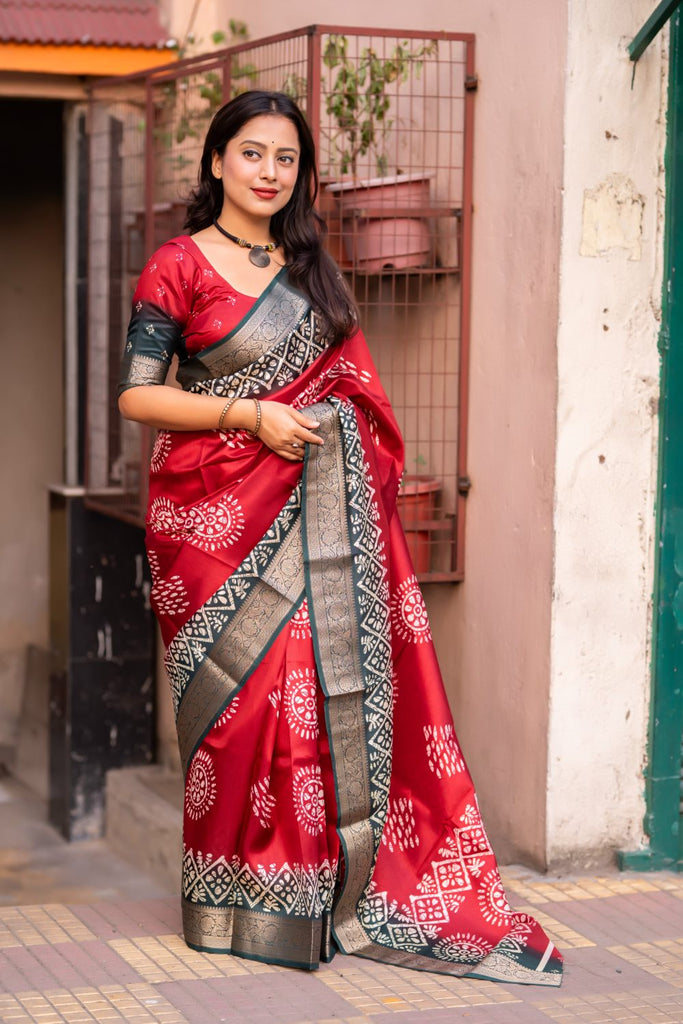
[397, 474, 440, 522]
[345, 218, 431, 272]
[397, 475, 440, 574]
[328, 172, 433, 211]
[325, 173, 433, 272]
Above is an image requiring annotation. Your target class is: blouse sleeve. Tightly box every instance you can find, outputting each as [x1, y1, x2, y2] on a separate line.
[118, 240, 194, 395]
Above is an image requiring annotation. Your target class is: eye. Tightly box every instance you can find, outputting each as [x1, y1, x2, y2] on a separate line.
[278, 154, 296, 165]
[242, 148, 261, 159]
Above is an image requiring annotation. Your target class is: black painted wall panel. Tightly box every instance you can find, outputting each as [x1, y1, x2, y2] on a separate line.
[49, 492, 155, 840]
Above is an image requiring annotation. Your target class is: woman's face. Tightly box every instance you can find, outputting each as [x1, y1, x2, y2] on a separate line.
[212, 113, 301, 226]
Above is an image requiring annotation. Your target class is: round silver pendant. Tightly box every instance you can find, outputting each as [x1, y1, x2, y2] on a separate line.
[249, 247, 271, 268]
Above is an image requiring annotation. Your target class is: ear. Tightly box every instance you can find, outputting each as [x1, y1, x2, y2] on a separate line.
[211, 150, 223, 179]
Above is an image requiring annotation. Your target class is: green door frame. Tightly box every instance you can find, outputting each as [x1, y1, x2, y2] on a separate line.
[620, 11, 683, 872]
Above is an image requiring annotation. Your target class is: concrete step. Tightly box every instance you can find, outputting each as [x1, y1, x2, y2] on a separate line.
[105, 765, 183, 893]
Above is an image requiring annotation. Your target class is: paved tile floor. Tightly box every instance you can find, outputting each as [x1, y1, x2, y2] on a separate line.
[1, 778, 683, 1023]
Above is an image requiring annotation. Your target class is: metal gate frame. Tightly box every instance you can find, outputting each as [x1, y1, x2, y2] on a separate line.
[85, 25, 476, 582]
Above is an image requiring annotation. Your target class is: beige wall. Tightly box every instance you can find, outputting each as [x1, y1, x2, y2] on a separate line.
[432, 3, 565, 867]
[548, 1, 665, 868]
[169, 0, 567, 866]
[0, 99, 64, 758]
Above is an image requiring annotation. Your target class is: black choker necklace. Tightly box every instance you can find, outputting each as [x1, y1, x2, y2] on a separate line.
[213, 219, 279, 268]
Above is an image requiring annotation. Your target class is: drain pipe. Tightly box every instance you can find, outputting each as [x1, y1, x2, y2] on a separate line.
[63, 102, 82, 488]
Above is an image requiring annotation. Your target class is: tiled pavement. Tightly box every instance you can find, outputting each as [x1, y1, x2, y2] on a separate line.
[2, 868, 683, 1023]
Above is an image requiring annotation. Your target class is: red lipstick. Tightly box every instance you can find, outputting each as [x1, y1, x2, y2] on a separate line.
[252, 188, 278, 199]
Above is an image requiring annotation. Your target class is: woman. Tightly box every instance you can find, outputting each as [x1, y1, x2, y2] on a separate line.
[119, 90, 563, 985]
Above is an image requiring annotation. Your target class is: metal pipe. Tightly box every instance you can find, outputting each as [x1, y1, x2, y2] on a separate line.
[63, 102, 82, 487]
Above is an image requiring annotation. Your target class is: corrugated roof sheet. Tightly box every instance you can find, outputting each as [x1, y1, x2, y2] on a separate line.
[0, 0, 172, 49]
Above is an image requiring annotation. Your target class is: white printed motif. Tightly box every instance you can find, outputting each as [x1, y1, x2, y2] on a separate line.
[185, 749, 217, 820]
[365, 409, 381, 448]
[327, 357, 372, 384]
[291, 359, 372, 412]
[433, 931, 493, 964]
[152, 575, 190, 617]
[215, 696, 240, 727]
[146, 548, 162, 585]
[381, 796, 420, 854]
[147, 494, 245, 553]
[291, 374, 326, 410]
[289, 600, 312, 639]
[283, 667, 318, 739]
[148, 496, 185, 535]
[477, 868, 514, 929]
[146, 549, 190, 617]
[497, 914, 534, 956]
[250, 775, 276, 829]
[460, 801, 482, 827]
[150, 431, 172, 473]
[218, 428, 251, 450]
[391, 576, 432, 644]
[182, 847, 337, 917]
[268, 688, 282, 711]
[423, 724, 465, 778]
[293, 764, 325, 836]
[459, 822, 492, 861]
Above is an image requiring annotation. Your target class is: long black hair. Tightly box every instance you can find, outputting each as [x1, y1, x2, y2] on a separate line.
[184, 90, 357, 344]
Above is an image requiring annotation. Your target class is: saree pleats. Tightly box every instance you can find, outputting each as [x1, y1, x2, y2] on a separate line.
[141, 262, 563, 984]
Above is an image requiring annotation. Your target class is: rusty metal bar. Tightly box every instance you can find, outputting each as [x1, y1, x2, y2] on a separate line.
[307, 26, 322, 183]
[455, 37, 476, 578]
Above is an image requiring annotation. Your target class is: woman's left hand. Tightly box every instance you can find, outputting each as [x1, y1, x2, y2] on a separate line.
[255, 401, 324, 461]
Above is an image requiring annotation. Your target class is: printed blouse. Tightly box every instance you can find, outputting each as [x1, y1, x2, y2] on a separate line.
[119, 236, 258, 394]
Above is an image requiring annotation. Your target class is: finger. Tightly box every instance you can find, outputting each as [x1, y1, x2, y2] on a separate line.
[296, 429, 324, 446]
[291, 409, 320, 429]
[278, 448, 301, 462]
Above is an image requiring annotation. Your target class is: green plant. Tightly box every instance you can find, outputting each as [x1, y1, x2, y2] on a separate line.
[400, 453, 429, 489]
[154, 20, 257, 167]
[322, 35, 437, 177]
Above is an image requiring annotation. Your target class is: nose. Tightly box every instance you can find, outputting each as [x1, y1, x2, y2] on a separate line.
[260, 153, 277, 180]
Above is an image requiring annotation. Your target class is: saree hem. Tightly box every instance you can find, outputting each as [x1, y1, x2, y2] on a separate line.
[184, 940, 321, 971]
[349, 944, 563, 987]
[182, 898, 332, 970]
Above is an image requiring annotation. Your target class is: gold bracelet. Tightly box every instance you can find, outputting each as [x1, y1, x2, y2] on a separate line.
[247, 398, 262, 437]
[217, 396, 237, 431]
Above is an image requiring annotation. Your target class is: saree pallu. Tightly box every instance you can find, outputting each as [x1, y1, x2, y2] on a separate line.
[144, 271, 563, 985]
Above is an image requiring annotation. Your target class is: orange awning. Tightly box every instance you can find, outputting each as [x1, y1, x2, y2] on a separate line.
[0, 41, 174, 76]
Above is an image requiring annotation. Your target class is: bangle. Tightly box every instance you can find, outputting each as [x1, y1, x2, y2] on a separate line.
[217, 396, 237, 431]
[247, 398, 262, 437]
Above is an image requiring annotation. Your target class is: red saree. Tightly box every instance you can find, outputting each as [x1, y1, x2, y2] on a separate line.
[120, 237, 563, 986]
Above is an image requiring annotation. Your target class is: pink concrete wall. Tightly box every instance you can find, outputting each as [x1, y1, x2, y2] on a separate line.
[177, 0, 568, 866]
[437, 5, 565, 866]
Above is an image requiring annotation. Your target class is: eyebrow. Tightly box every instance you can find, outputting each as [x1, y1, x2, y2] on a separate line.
[239, 138, 299, 153]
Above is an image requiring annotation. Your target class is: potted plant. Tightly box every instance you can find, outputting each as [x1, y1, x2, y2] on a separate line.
[397, 458, 441, 573]
[321, 34, 438, 271]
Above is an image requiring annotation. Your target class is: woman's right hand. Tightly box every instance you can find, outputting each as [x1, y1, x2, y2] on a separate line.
[255, 401, 323, 462]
